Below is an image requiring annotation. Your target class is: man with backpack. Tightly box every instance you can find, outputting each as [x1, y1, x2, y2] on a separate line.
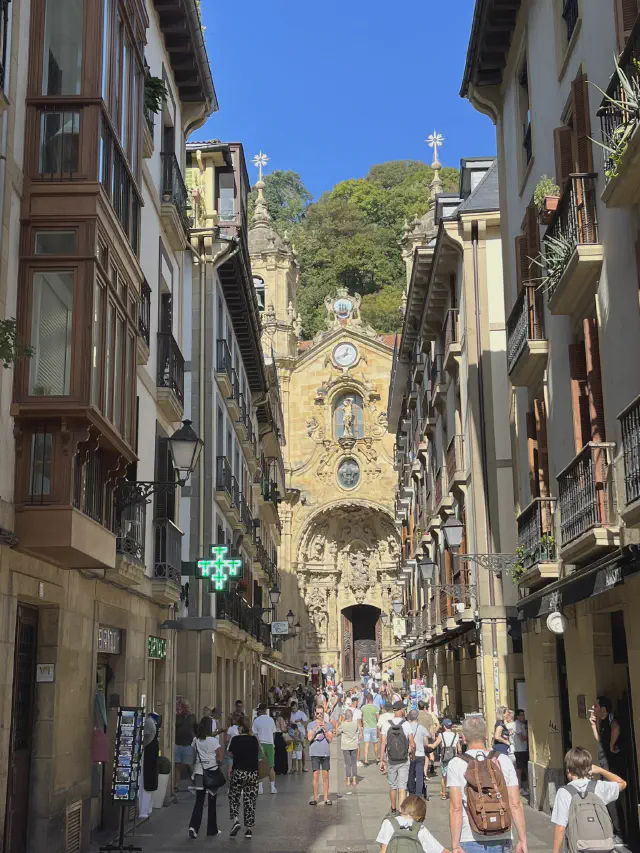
[380, 701, 416, 815]
[551, 746, 626, 853]
[447, 715, 528, 853]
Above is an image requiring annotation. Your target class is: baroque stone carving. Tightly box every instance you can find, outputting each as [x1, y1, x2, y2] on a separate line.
[348, 547, 372, 603]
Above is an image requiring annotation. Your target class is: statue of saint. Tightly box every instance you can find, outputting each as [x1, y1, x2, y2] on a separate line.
[341, 397, 354, 438]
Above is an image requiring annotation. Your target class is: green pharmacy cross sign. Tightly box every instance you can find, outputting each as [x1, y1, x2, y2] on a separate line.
[197, 545, 243, 591]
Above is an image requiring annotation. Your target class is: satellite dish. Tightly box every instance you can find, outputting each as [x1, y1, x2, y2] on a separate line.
[546, 611, 568, 635]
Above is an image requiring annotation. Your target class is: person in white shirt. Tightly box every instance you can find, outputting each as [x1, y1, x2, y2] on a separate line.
[189, 717, 223, 838]
[447, 715, 527, 853]
[290, 701, 309, 773]
[377, 793, 450, 853]
[252, 704, 278, 794]
[514, 710, 529, 790]
[407, 710, 430, 798]
[380, 702, 416, 815]
[348, 696, 364, 765]
[551, 746, 626, 853]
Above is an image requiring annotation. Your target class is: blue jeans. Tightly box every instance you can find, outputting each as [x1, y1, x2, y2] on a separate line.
[407, 756, 425, 796]
[461, 842, 512, 853]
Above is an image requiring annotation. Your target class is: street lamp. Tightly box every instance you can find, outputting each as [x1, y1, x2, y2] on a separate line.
[442, 515, 464, 553]
[417, 553, 435, 583]
[381, 612, 389, 626]
[392, 600, 403, 615]
[168, 419, 204, 485]
[286, 609, 295, 629]
[269, 584, 281, 606]
[294, 621, 301, 636]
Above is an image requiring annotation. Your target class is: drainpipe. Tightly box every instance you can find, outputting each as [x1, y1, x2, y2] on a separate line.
[471, 222, 499, 717]
[186, 233, 239, 714]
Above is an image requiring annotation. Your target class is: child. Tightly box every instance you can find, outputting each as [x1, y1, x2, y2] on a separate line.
[376, 794, 450, 853]
[292, 721, 305, 774]
[551, 746, 627, 853]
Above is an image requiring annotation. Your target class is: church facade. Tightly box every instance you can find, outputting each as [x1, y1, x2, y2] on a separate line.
[249, 183, 403, 679]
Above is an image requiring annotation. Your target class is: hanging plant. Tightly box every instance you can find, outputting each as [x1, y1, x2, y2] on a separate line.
[0, 318, 33, 367]
[591, 56, 640, 180]
[529, 233, 575, 297]
[144, 75, 168, 115]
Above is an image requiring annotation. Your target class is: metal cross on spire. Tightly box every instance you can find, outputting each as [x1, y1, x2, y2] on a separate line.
[252, 151, 269, 181]
[426, 130, 445, 161]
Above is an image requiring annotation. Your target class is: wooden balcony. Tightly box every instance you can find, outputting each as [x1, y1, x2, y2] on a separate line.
[545, 174, 603, 317]
[557, 442, 619, 565]
[516, 497, 560, 592]
[506, 285, 548, 387]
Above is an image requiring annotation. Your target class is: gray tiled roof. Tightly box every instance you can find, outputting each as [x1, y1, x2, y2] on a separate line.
[457, 160, 499, 213]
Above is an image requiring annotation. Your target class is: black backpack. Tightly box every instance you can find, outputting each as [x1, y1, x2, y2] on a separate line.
[386, 723, 409, 762]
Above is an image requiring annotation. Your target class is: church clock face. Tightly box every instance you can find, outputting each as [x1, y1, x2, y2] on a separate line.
[333, 342, 358, 368]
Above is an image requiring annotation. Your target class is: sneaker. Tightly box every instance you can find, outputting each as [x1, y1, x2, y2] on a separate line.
[270, 783, 277, 794]
[357, 761, 364, 767]
[258, 782, 263, 794]
[245, 829, 253, 839]
[230, 822, 241, 837]
[189, 828, 197, 839]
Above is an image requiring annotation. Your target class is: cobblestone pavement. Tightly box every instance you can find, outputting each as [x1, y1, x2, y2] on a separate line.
[90, 745, 556, 853]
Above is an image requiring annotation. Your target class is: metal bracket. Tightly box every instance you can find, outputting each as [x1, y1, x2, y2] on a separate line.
[458, 553, 519, 573]
[115, 480, 182, 508]
[0, 526, 18, 547]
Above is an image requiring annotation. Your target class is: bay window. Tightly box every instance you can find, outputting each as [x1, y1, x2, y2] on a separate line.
[28, 270, 73, 397]
[42, 0, 83, 96]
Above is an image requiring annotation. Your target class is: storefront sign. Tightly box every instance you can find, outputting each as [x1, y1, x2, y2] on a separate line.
[36, 663, 55, 682]
[591, 563, 623, 597]
[270, 621, 289, 635]
[111, 707, 144, 803]
[392, 616, 407, 638]
[196, 544, 243, 590]
[98, 626, 122, 654]
[148, 636, 167, 659]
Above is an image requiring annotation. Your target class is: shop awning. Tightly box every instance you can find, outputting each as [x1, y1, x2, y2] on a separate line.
[260, 658, 307, 678]
[517, 548, 640, 621]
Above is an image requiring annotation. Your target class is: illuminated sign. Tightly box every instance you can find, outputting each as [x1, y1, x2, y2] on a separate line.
[148, 636, 167, 659]
[197, 544, 243, 591]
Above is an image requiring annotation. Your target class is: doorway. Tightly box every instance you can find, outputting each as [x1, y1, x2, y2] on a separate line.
[4, 606, 38, 853]
[556, 636, 572, 755]
[341, 604, 380, 681]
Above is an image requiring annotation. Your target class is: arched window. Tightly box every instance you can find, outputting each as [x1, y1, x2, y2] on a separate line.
[253, 276, 265, 311]
[334, 392, 364, 439]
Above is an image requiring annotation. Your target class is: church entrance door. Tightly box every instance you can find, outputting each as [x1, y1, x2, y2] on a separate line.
[341, 605, 380, 681]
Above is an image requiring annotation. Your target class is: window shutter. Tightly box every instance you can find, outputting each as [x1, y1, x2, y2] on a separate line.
[615, 0, 639, 52]
[534, 397, 550, 498]
[526, 203, 541, 257]
[568, 342, 592, 451]
[154, 435, 176, 520]
[515, 234, 529, 290]
[584, 317, 606, 443]
[554, 126, 574, 190]
[571, 73, 594, 174]
[526, 410, 540, 500]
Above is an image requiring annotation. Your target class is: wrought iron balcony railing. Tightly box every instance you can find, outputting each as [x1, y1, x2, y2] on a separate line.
[139, 280, 151, 347]
[161, 152, 190, 235]
[157, 332, 185, 405]
[517, 497, 558, 572]
[216, 339, 232, 381]
[557, 442, 616, 546]
[446, 435, 464, 488]
[430, 353, 444, 402]
[443, 309, 459, 356]
[523, 122, 532, 165]
[216, 456, 232, 496]
[73, 448, 114, 530]
[229, 369, 240, 406]
[114, 498, 146, 564]
[153, 518, 181, 585]
[506, 284, 545, 373]
[435, 468, 443, 506]
[620, 394, 640, 505]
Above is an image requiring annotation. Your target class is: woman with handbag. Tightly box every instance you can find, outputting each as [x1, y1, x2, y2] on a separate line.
[274, 709, 291, 776]
[227, 717, 260, 838]
[188, 717, 224, 839]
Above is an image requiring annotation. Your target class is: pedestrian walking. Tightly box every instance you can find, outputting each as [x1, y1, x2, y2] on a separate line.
[551, 746, 626, 853]
[514, 710, 529, 792]
[188, 716, 223, 839]
[252, 703, 278, 795]
[590, 696, 626, 843]
[174, 700, 197, 792]
[492, 706, 511, 755]
[407, 710, 430, 798]
[362, 691, 380, 766]
[308, 707, 334, 806]
[447, 715, 527, 853]
[275, 707, 291, 775]
[290, 700, 308, 773]
[139, 712, 160, 820]
[338, 708, 360, 787]
[430, 719, 460, 800]
[379, 700, 416, 815]
[227, 717, 260, 839]
[376, 794, 450, 853]
[321, 662, 329, 688]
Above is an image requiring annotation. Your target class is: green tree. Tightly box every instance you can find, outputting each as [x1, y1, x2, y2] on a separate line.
[248, 170, 312, 234]
[360, 287, 404, 334]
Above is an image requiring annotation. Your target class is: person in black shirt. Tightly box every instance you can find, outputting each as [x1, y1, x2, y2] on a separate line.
[590, 696, 626, 843]
[227, 717, 260, 838]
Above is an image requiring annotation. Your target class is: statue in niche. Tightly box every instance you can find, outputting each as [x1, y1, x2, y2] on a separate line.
[348, 548, 371, 603]
[341, 397, 354, 438]
[310, 609, 327, 637]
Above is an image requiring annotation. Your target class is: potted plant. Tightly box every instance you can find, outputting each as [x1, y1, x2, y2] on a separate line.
[534, 176, 561, 224]
[144, 74, 168, 116]
[152, 755, 172, 808]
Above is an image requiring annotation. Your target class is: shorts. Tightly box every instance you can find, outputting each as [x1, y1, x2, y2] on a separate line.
[174, 744, 195, 764]
[515, 751, 529, 772]
[260, 743, 275, 768]
[441, 761, 450, 778]
[461, 842, 512, 853]
[311, 756, 330, 772]
[387, 760, 410, 790]
[294, 749, 303, 760]
[364, 727, 379, 743]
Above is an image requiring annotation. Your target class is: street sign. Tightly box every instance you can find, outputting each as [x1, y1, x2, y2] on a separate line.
[270, 621, 289, 635]
[196, 544, 243, 590]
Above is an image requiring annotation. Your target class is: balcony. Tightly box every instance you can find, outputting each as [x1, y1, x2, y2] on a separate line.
[412, 351, 427, 384]
[216, 591, 267, 648]
[215, 339, 233, 397]
[242, 417, 259, 472]
[108, 499, 147, 589]
[619, 393, 640, 525]
[216, 456, 233, 511]
[516, 497, 560, 591]
[236, 394, 248, 441]
[598, 15, 640, 208]
[152, 518, 182, 604]
[506, 285, 548, 387]
[430, 354, 447, 409]
[544, 174, 603, 316]
[557, 442, 619, 565]
[443, 309, 461, 373]
[446, 435, 465, 491]
[156, 332, 185, 422]
[227, 369, 241, 420]
[160, 152, 189, 250]
[137, 280, 151, 366]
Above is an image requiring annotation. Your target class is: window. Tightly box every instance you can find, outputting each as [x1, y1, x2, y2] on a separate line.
[35, 231, 76, 255]
[217, 170, 235, 221]
[519, 59, 532, 167]
[562, 0, 579, 43]
[39, 110, 80, 177]
[334, 392, 365, 439]
[253, 276, 265, 311]
[42, 0, 83, 95]
[91, 279, 104, 406]
[29, 270, 73, 396]
[29, 428, 53, 498]
[101, 0, 111, 100]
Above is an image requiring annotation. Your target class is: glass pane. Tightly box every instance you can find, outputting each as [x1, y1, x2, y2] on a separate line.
[35, 231, 76, 255]
[42, 0, 83, 95]
[113, 315, 123, 429]
[217, 172, 235, 221]
[124, 331, 133, 442]
[30, 430, 53, 497]
[105, 301, 114, 419]
[91, 280, 103, 407]
[131, 68, 139, 177]
[29, 271, 73, 396]
[121, 37, 129, 149]
[101, 0, 111, 101]
[39, 111, 80, 177]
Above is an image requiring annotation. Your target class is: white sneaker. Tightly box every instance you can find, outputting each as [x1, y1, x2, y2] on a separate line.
[271, 783, 277, 794]
[258, 782, 263, 794]
[357, 761, 364, 767]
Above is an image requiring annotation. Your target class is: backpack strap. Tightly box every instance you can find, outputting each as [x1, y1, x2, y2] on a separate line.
[587, 779, 598, 795]
[565, 782, 589, 799]
[389, 817, 401, 834]
[458, 753, 471, 765]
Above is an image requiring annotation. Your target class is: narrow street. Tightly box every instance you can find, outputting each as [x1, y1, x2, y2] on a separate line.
[91, 745, 555, 853]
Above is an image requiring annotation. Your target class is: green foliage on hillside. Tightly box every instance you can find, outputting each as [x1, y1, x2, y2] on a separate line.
[253, 160, 459, 338]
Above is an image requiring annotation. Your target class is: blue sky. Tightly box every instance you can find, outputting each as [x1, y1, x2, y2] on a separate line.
[194, 0, 496, 199]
